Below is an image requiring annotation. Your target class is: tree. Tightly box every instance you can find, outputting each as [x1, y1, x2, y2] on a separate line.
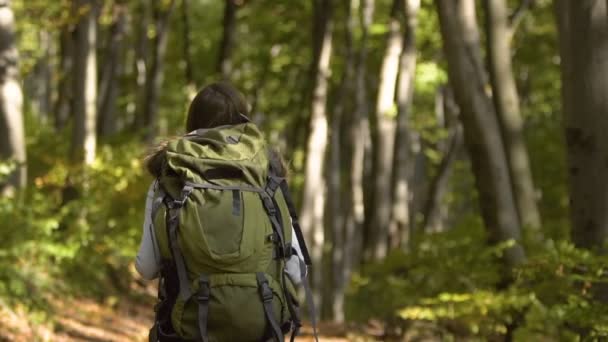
[70, 0, 98, 164]
[217, 0, 238, 79]
[483, 0, 541, 235]
[343, 0, 373, 302]
[390, 0, 420, 249]
[141, 0, 175, 141]
[555, 0, 608, 249]
[436, 0, 525, 267]
[0, 0, 25, 194]
[369, 0, 404, 261]
[98, 2, 128, 137]
[299, 0, 333, 314]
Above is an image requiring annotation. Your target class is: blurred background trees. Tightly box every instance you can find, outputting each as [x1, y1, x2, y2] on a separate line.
[1, 0, 608, 340]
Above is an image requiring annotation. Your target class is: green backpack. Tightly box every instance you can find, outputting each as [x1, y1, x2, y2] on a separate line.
[148, 123, 316, 342]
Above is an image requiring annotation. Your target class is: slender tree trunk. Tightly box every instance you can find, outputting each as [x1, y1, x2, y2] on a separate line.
[390, 0, 420, 250]
[142, 0, 175, 141]
[0, 0, 25, 195]
[436, 0, 525, 267]
[347, 0, 373, 271]
[27, 31, 52, 123]
[55, 25, 74, 131]
[369, 0, 404, 261]
[182, 0, 196, 97]
[70, 0, 98, 165]
[133, 0, 149, 130]
[98, 3, 127, 137]
[422, 86, 463, 233]
[300, 0, 333, 316]
[556, 0, 608, 249]
[325, 0, 356, 322]
[483, 0, 541, 236]
[217, 0, 238, 79]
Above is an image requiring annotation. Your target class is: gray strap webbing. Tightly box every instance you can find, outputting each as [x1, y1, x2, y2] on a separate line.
[197, 274, 210, 342]
[262, 193, 288, 259]
[168, 207, 192, 300]
[281, 271, 301, 342]
[299, 259, 319, 342]
[277, 180, 312, 266]
[185, 181, 264, 193]
[232, 190, 241, 216]
[256, 273, 284, 342]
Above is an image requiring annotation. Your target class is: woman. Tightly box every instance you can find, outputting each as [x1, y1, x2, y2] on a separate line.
[135, 82, 306, 341]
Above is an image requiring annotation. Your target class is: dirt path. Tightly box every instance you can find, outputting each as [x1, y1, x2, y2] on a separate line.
[0, 294, 355, 341]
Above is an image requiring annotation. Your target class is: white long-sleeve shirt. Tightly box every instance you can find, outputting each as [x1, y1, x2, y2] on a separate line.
[135, 181, 305, 283]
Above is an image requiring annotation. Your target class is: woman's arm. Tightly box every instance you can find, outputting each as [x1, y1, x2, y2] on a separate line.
[135, 180, 162, 280]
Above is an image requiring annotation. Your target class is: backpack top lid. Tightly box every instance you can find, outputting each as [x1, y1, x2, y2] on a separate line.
[162, 122, 269, 189]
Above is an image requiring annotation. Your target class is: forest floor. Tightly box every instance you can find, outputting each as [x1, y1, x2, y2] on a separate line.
[0, 282, 361, 342]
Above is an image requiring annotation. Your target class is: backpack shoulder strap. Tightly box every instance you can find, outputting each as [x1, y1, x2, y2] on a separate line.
[275, 177, 312, 266]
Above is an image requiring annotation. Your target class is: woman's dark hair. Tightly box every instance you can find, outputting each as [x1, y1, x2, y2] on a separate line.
[145, 82, 269, 177]
[186, 82, 249, 132]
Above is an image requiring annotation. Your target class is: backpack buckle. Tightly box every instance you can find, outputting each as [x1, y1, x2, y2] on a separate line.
[259, 282, 274, 303]
[197, 276, 210, 303]
[261, 195, 277, 215]
[256, 273, 274, 303]
[173, 185, 194, 208]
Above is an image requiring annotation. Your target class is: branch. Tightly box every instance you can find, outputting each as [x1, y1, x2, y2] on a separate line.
[509, 0, 534, 32]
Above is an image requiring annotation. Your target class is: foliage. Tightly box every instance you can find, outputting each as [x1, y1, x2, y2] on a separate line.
[0, 124, 150, 310]
[347, 231, 608, 340]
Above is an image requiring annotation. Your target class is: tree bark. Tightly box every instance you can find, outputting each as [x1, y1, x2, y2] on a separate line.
[422, 86, 463, 233]
[26, 31, 52, 123]
[299, 0, 333, 316]
[142, 0, 175, 141]
[70, 0, 98, 165]
[369, 0, 404, 261]
[483, 0, 541, 236]
[98, 3, 127, 137]
[217, 0, 238, 79]
[0, 0, 25, 195]
[182, 0, 196, 97]
[54, 24, 75, 131]
[436, 0, 525, 267]
[390, 0, 420, 250]
[556, 0, 608, 249]
[346, 0, 373, 272]
[133, 0, 149, 130]
[326, 0, 356, 323]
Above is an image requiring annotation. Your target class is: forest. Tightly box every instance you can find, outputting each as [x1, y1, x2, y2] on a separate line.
[1, 0, 608, 341]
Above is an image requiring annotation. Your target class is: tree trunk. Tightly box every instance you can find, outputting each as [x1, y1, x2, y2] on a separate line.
[326, 0, 356, 323]
[98, 3, 127, 137]
[0, 0, 25, 195]
[390, 0, 420, 250]
[133, 0, 149, 130]
[346, 0, 373, 272]
[54, 25, 75, 131]
[556, 0, 608, 249]
[299, 0, 333, 316]
[142, 0, 175, 141]
[369, 0, 404, 261]
[436, 0, 525, 267]
[217, 0, 238, 79]
[70, 0, 98, 165]
[422, 86, 463, 233]
[26, 31, 52, 123]
[182, 0, 196, 97]
[483, 0, 541, 236]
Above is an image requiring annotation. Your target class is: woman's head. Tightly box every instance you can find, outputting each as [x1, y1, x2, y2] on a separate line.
[186, 82, 249, 132]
